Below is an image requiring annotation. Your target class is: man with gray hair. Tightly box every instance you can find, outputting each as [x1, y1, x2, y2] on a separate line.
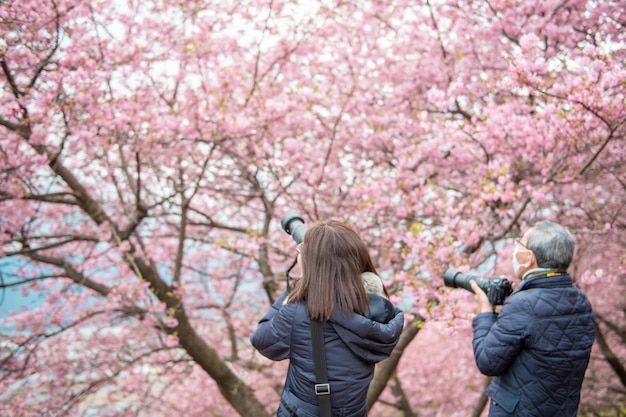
[470, 221, 596, 417]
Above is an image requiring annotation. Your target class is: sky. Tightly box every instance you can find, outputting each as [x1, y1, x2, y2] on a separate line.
[0, 287, 43, 317]
[0, 258, 45, 324]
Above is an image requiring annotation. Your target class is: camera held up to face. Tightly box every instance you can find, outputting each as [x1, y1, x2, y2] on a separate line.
[281, 212, 307, 244]
[444, 268, 513, 305]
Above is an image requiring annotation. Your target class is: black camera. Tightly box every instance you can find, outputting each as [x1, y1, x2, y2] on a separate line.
[444, 268, 513, 305]
[281, 212, 307, 244]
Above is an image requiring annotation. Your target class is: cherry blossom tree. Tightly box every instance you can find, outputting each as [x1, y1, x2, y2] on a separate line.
[1, 0, 624, 416]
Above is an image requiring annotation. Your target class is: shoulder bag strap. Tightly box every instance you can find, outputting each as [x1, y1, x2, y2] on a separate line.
[310, 319, 332, 417]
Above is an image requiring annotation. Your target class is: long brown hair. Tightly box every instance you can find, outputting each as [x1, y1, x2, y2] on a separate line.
[288, 220, 374, 321]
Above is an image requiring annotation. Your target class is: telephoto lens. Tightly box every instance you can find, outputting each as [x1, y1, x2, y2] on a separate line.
[281, 212, 307, 244]
[444, 268, 513, 305]
[444, 269, 481, 292]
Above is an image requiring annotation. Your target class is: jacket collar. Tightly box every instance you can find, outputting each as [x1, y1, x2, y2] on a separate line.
[517, 269, 572, 292]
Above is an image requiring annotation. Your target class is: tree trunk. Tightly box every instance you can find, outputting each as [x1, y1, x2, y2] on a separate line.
[133, 256, 270, 417]
[176, 313, 270, 417]
[368, 316, 424, 408]
[595, 324, 626, 388]
[470, 376, 492, 417]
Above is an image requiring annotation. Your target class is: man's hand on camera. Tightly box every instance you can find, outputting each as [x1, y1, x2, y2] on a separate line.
[469, 280, 493, 314]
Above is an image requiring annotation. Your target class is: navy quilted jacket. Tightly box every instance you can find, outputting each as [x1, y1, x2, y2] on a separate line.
[251, 291, 404, 417]
[472, 271, 596, 417]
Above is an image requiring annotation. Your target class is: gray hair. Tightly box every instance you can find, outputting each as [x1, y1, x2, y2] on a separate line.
[526, 221, 575, 270]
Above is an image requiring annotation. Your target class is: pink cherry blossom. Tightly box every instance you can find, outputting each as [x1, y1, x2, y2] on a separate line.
[1, 0, 624, 415]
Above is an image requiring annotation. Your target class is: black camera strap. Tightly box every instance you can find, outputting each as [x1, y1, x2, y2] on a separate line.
[285, 256, 298, 293]
[310, 319, 332, 417]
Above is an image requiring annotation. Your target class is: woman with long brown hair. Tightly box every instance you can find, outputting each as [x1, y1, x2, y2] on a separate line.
[251, 220, 404, 417]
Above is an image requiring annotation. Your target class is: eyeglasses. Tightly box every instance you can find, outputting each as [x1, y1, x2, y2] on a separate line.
[515, 239, 529, 250]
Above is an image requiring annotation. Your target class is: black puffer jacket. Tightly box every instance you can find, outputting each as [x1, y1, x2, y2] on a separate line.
[251, 291, 404, 417]
[472, 270, 596, 417]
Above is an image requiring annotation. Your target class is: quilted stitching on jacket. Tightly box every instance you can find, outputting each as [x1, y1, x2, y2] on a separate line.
[473, 273, 596, 417]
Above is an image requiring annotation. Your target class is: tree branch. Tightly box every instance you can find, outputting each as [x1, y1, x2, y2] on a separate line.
[26, 252, 111, 296]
